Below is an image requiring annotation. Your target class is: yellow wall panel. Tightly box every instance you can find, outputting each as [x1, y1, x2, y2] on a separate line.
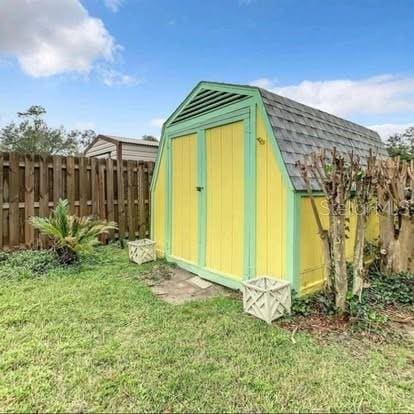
[152, 148, 167, 257]
[171, 134, 198, 264]
[205, 121, 244, 278]
[255, 108, 287, 278]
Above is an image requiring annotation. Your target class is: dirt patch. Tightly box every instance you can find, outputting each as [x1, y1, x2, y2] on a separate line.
[385, 306, 414, 339]
[279, 314, 352, 341]
[279, 305, 414, 344]
[141, 264, 234, 305]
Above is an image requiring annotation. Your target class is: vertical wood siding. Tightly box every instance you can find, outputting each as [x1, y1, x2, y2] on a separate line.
[0, 152, 153, 250]
[205, 121, 244, 278]
[171, 134, 198, 263]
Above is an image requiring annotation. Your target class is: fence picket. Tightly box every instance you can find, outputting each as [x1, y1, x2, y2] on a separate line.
[39, 155, 49, 248]
[117, 158, 126, 240]
[106, 158, 115, 238]
[0, 154, 3, 249]
[66, 156, 76, 214]
[79, 157, 88, 217]
[9, 153, 20, 248]
[138, 162, 147, 238]
[24, 154, 34, 248]
[127, 161, 135, 240]
[53, 155, 62, 204]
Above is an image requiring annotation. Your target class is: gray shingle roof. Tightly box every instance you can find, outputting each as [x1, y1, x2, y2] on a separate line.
[101, 135, 159, 147]
[259, 88, 387, 191]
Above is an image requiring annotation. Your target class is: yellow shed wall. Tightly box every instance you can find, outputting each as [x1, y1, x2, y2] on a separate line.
[255, 108, 287, 278]
[299, 196, 380, 295]
[152, 146, 167, 257]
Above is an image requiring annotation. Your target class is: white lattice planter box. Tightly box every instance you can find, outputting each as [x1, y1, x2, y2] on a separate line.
[128, 239, 156, 265]
[242, 277, 291, 324]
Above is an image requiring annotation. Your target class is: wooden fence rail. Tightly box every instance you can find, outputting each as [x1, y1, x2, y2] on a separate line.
[0, 152, 154, 250]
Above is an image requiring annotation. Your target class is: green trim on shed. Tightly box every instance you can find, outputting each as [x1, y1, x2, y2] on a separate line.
[151, 82, 304, 291]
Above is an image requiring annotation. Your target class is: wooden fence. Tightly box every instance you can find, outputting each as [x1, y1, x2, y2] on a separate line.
[0, 152, 154, 250]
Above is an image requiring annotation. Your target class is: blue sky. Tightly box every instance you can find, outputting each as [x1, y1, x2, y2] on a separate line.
[0, 0, 413, 139]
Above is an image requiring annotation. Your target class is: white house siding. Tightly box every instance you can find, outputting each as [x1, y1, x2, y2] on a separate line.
[121, 143, 158, 162]
[85, 138, 158, 162]
[85, 138, 116, 158]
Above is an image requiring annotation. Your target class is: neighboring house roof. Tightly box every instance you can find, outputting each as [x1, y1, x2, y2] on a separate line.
[85, 134, 159, 153]
[258, 87, 387, 190]
[99, 135, 159, 147]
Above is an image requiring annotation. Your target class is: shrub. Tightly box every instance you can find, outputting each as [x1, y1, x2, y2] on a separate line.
[364, 271, 414, 306]
[30, 199, 117, 264]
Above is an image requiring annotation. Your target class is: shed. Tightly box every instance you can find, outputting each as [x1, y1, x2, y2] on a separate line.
[85, 134, 159, 162]
[151, 81, 386, 295]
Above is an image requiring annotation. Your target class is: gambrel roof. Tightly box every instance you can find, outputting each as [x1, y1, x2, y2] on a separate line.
[258, 87, 386, 190]
[165, 81, 387, 191]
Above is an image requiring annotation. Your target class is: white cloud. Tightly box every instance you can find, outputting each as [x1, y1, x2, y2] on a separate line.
[0, 0, 117, 77]
[104, 0, 123, 12]
[368, 123, 414, 139]
[97, 67, 140, 86]
[250, 74, 414, 117]
[150, 118, 166, 129]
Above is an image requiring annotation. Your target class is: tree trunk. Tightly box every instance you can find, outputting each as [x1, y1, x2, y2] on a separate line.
[399, 216, 414, 273]
[352, 211, 366, 298]
[379, 212, 395, 273]
[333, 214, 348, 312]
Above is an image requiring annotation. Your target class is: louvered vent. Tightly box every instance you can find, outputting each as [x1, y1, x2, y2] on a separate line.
[171, 88, 248, 125]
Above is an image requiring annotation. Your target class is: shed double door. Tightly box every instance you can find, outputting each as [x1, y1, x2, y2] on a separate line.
[170, 120, 245, 280]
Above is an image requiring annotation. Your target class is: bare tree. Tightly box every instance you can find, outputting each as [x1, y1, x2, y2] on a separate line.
[377, 158, 414, 274]
[297, 149, 379, 311]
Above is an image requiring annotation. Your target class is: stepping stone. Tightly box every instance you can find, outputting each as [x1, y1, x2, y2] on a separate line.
[188, 276, 212, 289]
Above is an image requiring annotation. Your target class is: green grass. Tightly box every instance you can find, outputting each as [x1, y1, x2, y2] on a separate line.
[0, 246, 413, 412]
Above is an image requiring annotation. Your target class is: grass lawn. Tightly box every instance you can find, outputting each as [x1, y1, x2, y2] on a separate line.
[0, 246, 413, 412]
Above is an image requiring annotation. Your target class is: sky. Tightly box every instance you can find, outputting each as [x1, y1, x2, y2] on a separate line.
[0, 0, 413, 140]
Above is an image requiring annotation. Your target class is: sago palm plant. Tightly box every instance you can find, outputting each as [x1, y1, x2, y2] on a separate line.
[30, 199, 118, 264]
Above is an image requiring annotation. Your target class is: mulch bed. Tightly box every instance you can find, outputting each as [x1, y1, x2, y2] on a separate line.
[279, 305, 414, 343]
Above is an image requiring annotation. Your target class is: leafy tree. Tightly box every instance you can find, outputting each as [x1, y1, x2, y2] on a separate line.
[386, 126, 414, 160]
[0, 105, 96, 155]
